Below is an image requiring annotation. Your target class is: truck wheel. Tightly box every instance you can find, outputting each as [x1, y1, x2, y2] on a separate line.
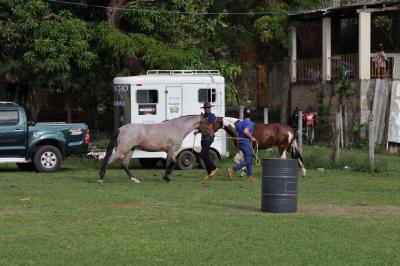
[138, 158, 159, 169]
[198, 149, 218, 169]
[34, 145, 62, 173]
[16, 162, 35, 171]
[176, 150, 196, 170]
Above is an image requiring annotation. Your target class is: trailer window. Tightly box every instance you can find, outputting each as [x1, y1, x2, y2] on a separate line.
[0, 110, 19, 125]
[137, 90, 158, 103]
[198, 89, 216, 103]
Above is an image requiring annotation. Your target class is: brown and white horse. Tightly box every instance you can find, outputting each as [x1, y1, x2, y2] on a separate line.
[214, 117, 307, 176]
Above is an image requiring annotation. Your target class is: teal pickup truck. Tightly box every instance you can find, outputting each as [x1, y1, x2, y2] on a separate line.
[0, 102, 90, 172]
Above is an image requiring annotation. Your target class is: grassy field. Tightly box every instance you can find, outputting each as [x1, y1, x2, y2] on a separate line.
[1, 146, 400, 265]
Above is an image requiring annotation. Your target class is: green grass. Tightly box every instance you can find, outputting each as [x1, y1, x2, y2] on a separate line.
[1, 146, 400, 265]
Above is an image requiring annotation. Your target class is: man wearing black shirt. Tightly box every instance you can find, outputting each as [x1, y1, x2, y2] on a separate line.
[196, 102, 218, 179]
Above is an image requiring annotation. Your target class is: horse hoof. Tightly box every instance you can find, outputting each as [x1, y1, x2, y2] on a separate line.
[302, 169, 307, 177]
[97, 179, 104, 184]
[130, 177, 141, 184]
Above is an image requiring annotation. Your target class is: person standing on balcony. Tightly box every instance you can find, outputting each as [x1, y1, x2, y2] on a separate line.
[373, 44, 387, 79]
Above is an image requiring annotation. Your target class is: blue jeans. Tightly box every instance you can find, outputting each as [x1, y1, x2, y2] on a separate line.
[233, 143, 253, 176]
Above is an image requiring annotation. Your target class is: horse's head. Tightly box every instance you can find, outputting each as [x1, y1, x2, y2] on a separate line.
[198, 117, 215, 137]
[215, 117, 238, 137]
[214, 117, 225, 132]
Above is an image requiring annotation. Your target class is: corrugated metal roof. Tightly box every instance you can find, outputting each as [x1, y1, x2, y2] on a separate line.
[289, 1, 400, 20]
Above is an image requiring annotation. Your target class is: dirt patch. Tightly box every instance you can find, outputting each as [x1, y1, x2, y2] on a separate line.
[114, 201, 142, 209]
[0, 207, 22, 215]
[299, 204, 400, 218]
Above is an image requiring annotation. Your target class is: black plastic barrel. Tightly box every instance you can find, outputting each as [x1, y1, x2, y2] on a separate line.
[261, 159, 298, 213]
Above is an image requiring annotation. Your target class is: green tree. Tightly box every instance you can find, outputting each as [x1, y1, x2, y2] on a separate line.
[254, 0, 321, 49]
[0, 0, 325, 126]
[0, 0, 49, 75]
[120, 0, 241, 104]
[24, 11, 96, 91]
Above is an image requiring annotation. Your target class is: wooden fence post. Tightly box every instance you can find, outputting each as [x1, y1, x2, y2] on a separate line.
[369, 113, 375, 173]
[298, 111, 303, 154]
[239, 105, 244, 120]
[264, 108, 268, 124]
[334, 112, 341, 165]
[340, 106, 344, 148]
[344, 105, 349, 146]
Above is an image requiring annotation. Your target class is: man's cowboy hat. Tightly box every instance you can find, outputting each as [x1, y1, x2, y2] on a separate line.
[201, 102, 214, 109]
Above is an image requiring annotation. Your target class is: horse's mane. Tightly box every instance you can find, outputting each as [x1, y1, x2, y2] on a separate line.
[161, 115, 199, 123]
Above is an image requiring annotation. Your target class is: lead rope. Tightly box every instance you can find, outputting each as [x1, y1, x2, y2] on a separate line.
[225, 136, 261, 166]
[253, 140, 261, 166]
[192, 133, 197, 151]
[193, 133, 261, 166]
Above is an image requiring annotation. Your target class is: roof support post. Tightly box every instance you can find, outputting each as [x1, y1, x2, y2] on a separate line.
[358, 11, 371, 80]
[289, 26, 297, 83]
[322, 17, 331, 81]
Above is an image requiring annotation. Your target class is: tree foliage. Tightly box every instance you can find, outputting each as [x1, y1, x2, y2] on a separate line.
[0, 0, 324, 127]
[254, 0, 321, 48]
[0, 0, 49, 73]
[24, 11, 96, 91]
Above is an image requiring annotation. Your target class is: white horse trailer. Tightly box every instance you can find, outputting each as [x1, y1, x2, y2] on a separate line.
[113, 70, 227, 169]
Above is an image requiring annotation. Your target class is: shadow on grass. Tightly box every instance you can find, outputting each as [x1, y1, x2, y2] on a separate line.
[217, 203, 260, 213]
[0, 168, 21, 173]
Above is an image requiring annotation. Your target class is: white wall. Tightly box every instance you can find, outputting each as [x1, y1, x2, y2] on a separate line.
[359, 11, 371, 80]
[322, 17, 331, 81]
[289, 26, 297, 83]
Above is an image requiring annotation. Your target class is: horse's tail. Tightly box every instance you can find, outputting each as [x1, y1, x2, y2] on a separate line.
[290, 138, 303, 163]
[98, 129, 120, 181]
[290, 136, 307, 177]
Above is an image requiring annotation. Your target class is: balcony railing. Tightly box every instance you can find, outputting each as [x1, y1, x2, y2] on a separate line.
[296, 53, 395, 81]
[296, 57, 322, 81]
[331, 53, 358, 80]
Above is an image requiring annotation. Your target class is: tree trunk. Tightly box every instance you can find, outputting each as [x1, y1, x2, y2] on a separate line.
[64, 92, 72, 123]
[107, 0, 142, 75]
[107, 0, 129, 28]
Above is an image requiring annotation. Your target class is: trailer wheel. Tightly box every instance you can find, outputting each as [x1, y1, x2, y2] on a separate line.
[138, 158, 159, 169]
[176, 150, 196, 170]
[198, 149, 218, 169]
[34, 145, 62, 173]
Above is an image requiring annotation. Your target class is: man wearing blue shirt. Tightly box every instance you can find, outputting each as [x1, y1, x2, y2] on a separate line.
[198, 102, 218, 179]
[227, 109, 256, 182]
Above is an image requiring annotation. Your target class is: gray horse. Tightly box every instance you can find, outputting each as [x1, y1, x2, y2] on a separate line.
[98, 115, 212, 183]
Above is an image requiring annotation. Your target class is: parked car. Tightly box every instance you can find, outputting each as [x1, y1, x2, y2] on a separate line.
[0, 102, 90, 172]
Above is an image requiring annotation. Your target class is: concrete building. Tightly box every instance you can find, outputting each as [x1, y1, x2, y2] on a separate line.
[285, 2, 400, 147]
